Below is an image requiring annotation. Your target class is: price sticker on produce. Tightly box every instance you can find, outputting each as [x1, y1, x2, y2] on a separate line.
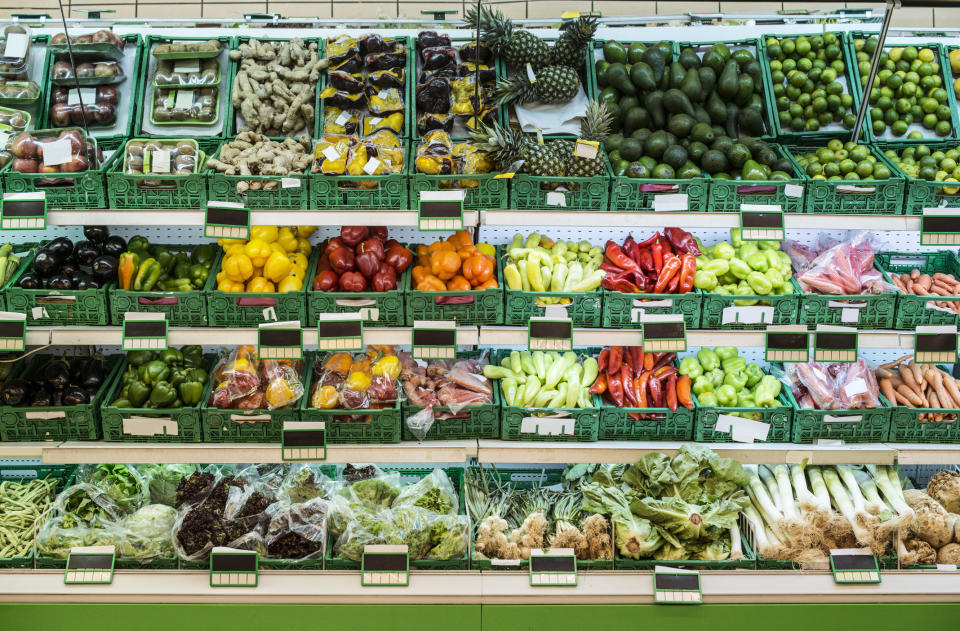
[210, 547, 258, 587]
[830, 548, 880, 584]
[765, 325, 809, 363]
[653, 566, 701, 604]
[1, 191, 46, 230]
[913, 325, 958, 364]
[529, 548, 577, 586]
[813, 325, 858, 363]
[920, 208, 960, 246]
[121, 312, 168, 351]
[204, 201, 249, 240]
[739, 204, 784, 241]
[411, 320, 457, 360]
[641, 313, 686, 353]
[258, 320, 303, 360]
[362, 544, 409, 586]
[418, 190, 464, 231]
[0, 311, 26, 351]
[316, 313, 364, 352]
[64, 545, 115, 585]
[281, 420, 326, 462]
[528, 316, 573, 352]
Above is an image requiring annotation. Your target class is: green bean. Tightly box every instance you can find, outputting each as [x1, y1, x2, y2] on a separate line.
[0, 477, 57, 558]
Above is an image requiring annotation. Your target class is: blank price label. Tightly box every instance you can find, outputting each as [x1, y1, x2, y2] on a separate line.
[281, 420, 325, 461]
[210, 548, 258, 587]
[121, 313, 168, 351]
[813, 326, 858, 363]
[258, 321, 303, 360]
[529, 550, 577, 586]
[765, 325, 809, 363]
[65, 547, 115, 585]
[412, 321, 456, 360]
[0, 311, 27, 351]
[641, 314, 686, 353]
[418, 190, 464, 231]
[921, 209, 960, 246]
[528, 317, 573, 352]
[830, 549, 880, 584]
[654, 567, 701, 604]
[740, 204, 784, 241]
[1, 191, 46, 230]
[914, 325, 958, 364]
[316, 314, 363, 352]
[362, 545, 409, 586]
[205, 202, 249, 240]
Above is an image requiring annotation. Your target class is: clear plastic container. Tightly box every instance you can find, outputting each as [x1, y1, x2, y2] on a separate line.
[0, 25, 31, 77]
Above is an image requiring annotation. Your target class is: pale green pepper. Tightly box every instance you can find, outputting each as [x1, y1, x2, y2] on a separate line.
[706, 368, 726, 388]
[720, 283, 738, 294]
[704, 258, 729, 276]
[755, 375, 783, 407]
[777, 282, 794, 294]
[747, 271, 773, 295]
[765, 268, 785, 289]
[716, 384, 738, 406]
[694, 270, 718, 290]
[737, 391, 756, 407]
[723, 370, 748, 390]
[697, 348, 721, 371]
[715, 347, 738, 361]
[739, 242, 759, 261]
[746, 251, 769, 272]
[765, 249, 781, 270]
[698, 392, 719, 406]
[712, 242, 736, 260]
[733, 281, 759, 306]
[729, 257, 752, 280]
[744, 363, 765, 388]
[721, 355, 746, 373]
[692, 375, 714, 395]
[679, 356, 704, 379]
[729, 228, 743, 248]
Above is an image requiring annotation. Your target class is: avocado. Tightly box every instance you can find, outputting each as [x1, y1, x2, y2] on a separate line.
[678, 47, 701, 70]
[655, 41, 673, 59]
[623, 107, 650, 134]
[742, 59, 763, 85]
[668, 61, 686, 90]
[688, 141, 709, 162]
[735, 73, 755, 107]
[627, 42, 646, 64]
[598, 85, 619, 105]
[731, 48, 754, 67]
[741, 159, 766, 181]
[697, 66, 716, 97]
[630, 62, 657, 91]
[738, 107, 764, 136]
[773, 158, 795, 175]
[701, 149, 730, 174]
[667, 113, 696, 138]
[711, 136, 735, 156]
[748, 93, 764, 112]
[692, 105, 712, 126]
[619, 138, 644, 162]
[770, 170, 792, 181]
[702, 49, 725, 74]
[626, 162, 650, 178]
[712, 125, 727, 138]
[681, 68, 703, 103]
[631, 128, 652, 144]
[605, 63, 635, 96]
[717, 59, 739, 100]
[663, 88, 695, 116]
[727, 143, 752, 169]
[677, 161, 702, 179]
[663, 144, 689, 170]
[645, 90, 665, 128]
[595, 60, 611, 87]
[652, 163, 676, 179]
[725, 103, 740, 138]
[613, 160, 630, 176]
[619, 95, 640, 113]
[641, 46, 666, 85]
[710, 43, 732, 61]
[644, 130, 671, 159]
[604, 134, 625, 153]
[639, 156, 657, 171]
[606, 102, 623, 127]
[603, 40, 627, 64]
[690, 121, 715, 144]
[757, 147, 778, 166]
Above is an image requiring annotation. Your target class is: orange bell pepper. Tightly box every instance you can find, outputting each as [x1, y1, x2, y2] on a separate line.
[412, 265, 430, 285]
[416, 244, 430, 266]
[473, 278, 499, 290]
[426, 240, 455, 257]
[457, 244, 480, 262]
[462, 254, 494, 286]
[416, 274, 446, 291]
[430, 250, 461, 281]
[446, 275, 471, 291]
[446, 229, 474, 249]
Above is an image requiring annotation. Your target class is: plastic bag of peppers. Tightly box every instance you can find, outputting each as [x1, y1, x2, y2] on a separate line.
[117, 236, 216, 292]
[589, 346, 694, 416]
[600, 228, 700, 295]
[111, 346, 208, 409]
[209, 345, 305, 410]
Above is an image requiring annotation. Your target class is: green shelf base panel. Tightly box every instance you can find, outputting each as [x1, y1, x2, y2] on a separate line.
[0, 143, 120, 210]
[798, 291, 897, 330]
[206, 256, 307, 327]
[888, 402, 960, 443]
[3, 250, 113, 327]
[609, 177, 710, 213]
[786, 388, 891, 443]
[107, 157, 208, 209]
[599, 405, 694, 441]
[201, 405, 300, 443]
[403, 264, 503, 325]
[206, 141, 310, 209]
[876, 250, 960, 329]
[410, 173, 508, 211]
[692, 392, 793, 443]
[509, 172, 610, 212]
[601, 288, 702, 330]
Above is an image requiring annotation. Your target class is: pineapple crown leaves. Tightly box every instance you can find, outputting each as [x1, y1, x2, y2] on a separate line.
[580, 99, 615, 143]
[558, 16, 598, 47]
[463, 5, 512, 54]
[468, 120, 531, 171]
[493, 75, 538, 106]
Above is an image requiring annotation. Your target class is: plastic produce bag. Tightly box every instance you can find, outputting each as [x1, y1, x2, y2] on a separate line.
[793, 232, 895, 295]
[280, 465, 337, 504]
[53, 482, 123, 526]
[426, 513, 469, 560]
[172, 470, 263, 561]
[833, 359, 880, 409]
[79, 464, 150, 515]
[262, 359, 305, 410]
[405, 404, 435, 441]
[393, 468, 458, 514]
[115, 504, 177, 560]
[137, 464, 197, 506]
[339, 468, 402, 509]
[37, 516, 101, 558]
[265, 497, 329, 559]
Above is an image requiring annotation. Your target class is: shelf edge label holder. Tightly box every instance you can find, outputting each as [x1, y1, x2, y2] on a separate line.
[411, 320, 457, 360]
[920, 208, 960, 246]
[740, 204, 784, 241]
[121, 312, 168, 351]
[813, 325, 858, 363]
[653, 565, 702, 604]
[914, 325, 958, 364]
[527, 312, 573, 352]
[204, 201, 249, 240]
[281, 420, 325, 462]
[1, 191, 46, 230]
[830, 548, 880, 584]
[765, 324, 810, 363]
[65, 545, 115, 585]
[0, 310, 26, 351]
[641, 313, 686, 353]
[418, 190, 464, 231]
[210, 547, 258, 587]
[529, 548, 577, 586]
[316, 312, 364, 352]
[362, 544, 409, 586]
[258, 320, 303, 359]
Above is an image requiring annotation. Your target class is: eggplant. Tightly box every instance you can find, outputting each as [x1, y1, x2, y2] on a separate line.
[17, 272, 42, 289]
[73, 240, 99, 267]
[32, 251, 61, 277]
[1, 378, 28, 405]
[82, 225, 109, 243]
[68, 357, 86, 377]
[60, 262, 79, 279]
[51, 389, 63, 407]
[75, 273, 97, 290]
[42, 359, 71, 390]
[101, 235, 126, 258]
[91, 255, 117, 280]
[45, 237, 73, 260]
[80, 358, 104, 389]
[47, 274, 73, 290]
[84, 277, 102, 290]
[30, 387, 52, 407]
[62, 386, 88, 406]
[85, 385, 100, 400]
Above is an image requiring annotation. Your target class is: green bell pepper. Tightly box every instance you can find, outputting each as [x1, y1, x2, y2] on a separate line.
[739, 242, 759, 262]
[173, 261, 191, 281]
[189, 264, 209, 288]
[697, 391, 719, 406]
[744, 363, 765, 388]
[756, 375, 782, 407]
[181, 346, 204, 369]
[127, 235, 150, 253]
[715, 347, 738, 361]
[692, 375, 714, 395]
[170, 368, 186, 389]
[704, 259, 729, 276]
[151, 246, 175, 274]
[747, 271, 773, 295]
[697, 348, 720, 371]
[678, 356, 703, 379]
[721, 355, 746, 374]
[723, 370, 748, 390]
[158, 278, 194, 292]
[111, 398, 132, 408]
[706, 368, 725, 388]
[125, 380, 151, 407]
[179, 381, 204, 406]
[729, 257, 752, 280]
[765, 249, 781, 270]
[127, 350, 156, 366]
[711, 242, 736, 260]
[191, 244, 215, 267]
[149, 381, 178, 408]
[746, 251, 769, 272]
[138, 360, 171, 387]
[121, 367, 139, 386]
[716, 384, 738, 406]
[161, 348, 183, 365]
[765, 268, 785, 289]
[185, 367, 208, 384]
[737, 392, 756, 407]
[134, 257, 163, 291]
[757, 240, 780, 251]
[694, 270, 717, 290]
[729, 228, 743, 248]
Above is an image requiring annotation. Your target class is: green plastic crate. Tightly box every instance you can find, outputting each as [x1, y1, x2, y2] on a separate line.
[1, 138, 117, 210]
[0, 464, 76, 569]
[502, 252, 603, 327]
[206, 140, 310, 209]
[876, 250, 960, 329]
[509, 148, 611, 211]
[707, 144, 806, 214]
[37, 554, 178, 570]
[786, 387, 891, 443]
[401, 350, 500, 441]
[206, 254, 307, 327]
[784, 144, 906, 214]
[326, 465, 468, 570]
[309, 151, 410, 210]
[108, 246, 219, 327]
[610, 175, 710, 213]
[467, 466, 614, 571]
[107, 139, 208, 209]
[403, 254, 503, 325]
[410, 172, 508, 211]
[497, 385, 601, 443]
[300, 353, 401, 444]
[599, 401, 695, 441]
[699, 281, 801, 330]
[0, 355, 121, 442]
[3, 247, 113, 326]
[884, 392, 960, 444]
[601, 288, 702, 330]
[693, 391, 793, 443]
[876, 142, 960, 215]
[306, 249, 405, 327]
[99, 358, 213, 443]
[798, 290, 896, 330]
[201, 364, 305, 443]
[759, 32, 863, 143]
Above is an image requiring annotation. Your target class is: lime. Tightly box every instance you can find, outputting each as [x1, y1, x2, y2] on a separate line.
[798, 93, 811, 107]
[778, 111, 791, 126]
[886, 73, 903, 91]
[789, 103, 803, 119]
[812, 96, 828, 113]
[782, 38, 796, 55]
[818, 111, 834, 125]
[919, 47, 935, 63]
[783, 58, 797, 72]
[823, 162, 840, 177]
[941, 158, 957, 173]
[931, 87, 948, 103]
[891, 120, 909, 136]
[903, 46, 919, 62]
[831, 60, 845, 75]
[923, 113, 938, 129]
[796, 38, 811, 56]
[817, 147, 836, 162]
[919, 165, 938, 180]
[826, 44, 840, 60]
[856, 161, 875, 178]
[918, 62, 935, 77]
[835, 149, 849, 161]
[798, 57, 813, 72]
[936, 120, 952, 136]
[937, 104, 952, 121]
[841, 94, 854, 108]
[776, 96, 790, 111]
[806, 119, 820, 131]
[889, 47, 903, 62]
[806, 162, 824, 177]
[873, 119, 887, 134]
[883, 108, 899, 125]
[790, 117, 805, 132]
[865, 37, 878, 55]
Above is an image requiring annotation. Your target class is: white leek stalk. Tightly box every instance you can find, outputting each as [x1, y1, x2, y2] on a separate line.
[729, 521, 744, 561]
[869, 465, 915, 520]
[852, 468, 891, 519]
[822, 467, 872, 544]
[773, 464, 799, 521]
[742, 502, 781, 557]
[806, 466, 832, 512]
[757, 465, 783, 512]
[746, 468, 786, 542]
[837, 465, 870, 517]
[791, 463, 817, 514]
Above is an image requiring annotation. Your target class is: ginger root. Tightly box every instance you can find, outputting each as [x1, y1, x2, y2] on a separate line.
[207, 131, 312, 194]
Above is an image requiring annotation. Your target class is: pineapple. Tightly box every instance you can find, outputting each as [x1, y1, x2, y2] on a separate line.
[549, 16, 598, 69]
[465, 6, 550, 70]
[494, 65, 580, 106]
[564, 100, 614, 178]
[468, 122, 565, 177]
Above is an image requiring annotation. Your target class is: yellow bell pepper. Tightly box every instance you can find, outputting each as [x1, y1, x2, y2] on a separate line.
[296, 226, 316, 238]
[224, 243, 246, 256]
[269, 241, 287, 254]
[222, 253, 254, 282]
[251, 266, 263, 278]
[217, 279, 245, 292]
[476, 242, 496, 257]
[264, 251, 292, 283]
[250, 226, 278, 243]
[244, 239, 272, 268]
[311, 384, 339, 409]
[277, 275, 303, 293]
[218, 238, 247, 249]
[372, 355, 401, 380]
[277, 227, 299, 252]
[296, 238, 312, 256]
[345, 371, 371, 391]
[246, 276, 275, 293]
[265, 377, 296, 408]
[289, 252, 309, 271]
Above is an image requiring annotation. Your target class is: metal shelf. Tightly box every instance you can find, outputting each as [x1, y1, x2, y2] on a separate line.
[46, 210, 480, 228]
[0, 569, 957, 604]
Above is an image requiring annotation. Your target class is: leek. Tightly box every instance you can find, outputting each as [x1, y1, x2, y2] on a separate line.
[806, 466, 832, 513]
[838, 465, 870, 517]
[729, 521, 744, 561]
[746, 467, 786, 542]
[791, 463, 824, 513]
[757, 465, 783, 512]
[852, 468, 891, 519]
[773, 464, 799, 521]
[742, 502, 781, 557]
[822, 467, 872, 544]
[868, 465, 915, 520]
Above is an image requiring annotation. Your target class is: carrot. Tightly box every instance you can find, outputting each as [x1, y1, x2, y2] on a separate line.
[929, 368, 954, 408]
[897, 384, 925, 407]
[676, 374, 693, 409]
[910, 362, 926, 391]
[878, 378, 897, 405]
[900, 363, 922, 397]
[941, 371, 960, 408]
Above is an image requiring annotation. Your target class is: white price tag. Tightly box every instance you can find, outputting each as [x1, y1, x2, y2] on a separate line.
[174, 90, 194, 109]
[42, 138, 73, 167]
[526, 63, 537, 83]
[150, 150, 171, 174]
[362, 157, 382, 175]
[545, 191, 566, 207]
[715, 414, 771, 443]
[321, 145, 342, 162]
[173, 59, 200, 73]
[3, 33, 28, 59]
[936, 564, 958, 571]
[281, 177, 300, 189]
[721, 306, 774, 325]
[67, 87, 97, 106]
[844, 378, 868, 398]
[784, 184, 804, 198]
[653, 193, 688, 211]
[335, 111, 351, 126]
[574, 139, 598, 159]
[841, 308, 861, 323]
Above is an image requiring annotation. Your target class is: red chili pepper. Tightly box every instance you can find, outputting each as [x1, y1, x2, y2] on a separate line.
[653, 365, 678, 379]
[666, 374, 678, 412]
[589, 372, 608, 395]
[597, 348, 609, 374]
[604, 241, 643, 275]
[607, 368, 624, 407]
[664, 227, 702, 256]
[631, 346, 644, 379]
[600, 262, 626, 274]
[601, 275, 641, 294]
[623, 347, 634, 371]
[623, 235, 645, 268]
[637, 248, 655, 273]
[661, 236, 674, 257]
[649, 376, 663, 407]
[636, 372, 650, 408]
[622, 364, 638, 406]
[651, 240, 663, 274]
[678, 253, 697, 294]
[666, 272, 681, 293]
[653, 255, 682, 293]
[636, 232, 659, 249]
[608, 346, 623, 370]
[653, 352, 677, 370]
[643, 352, 655, 371]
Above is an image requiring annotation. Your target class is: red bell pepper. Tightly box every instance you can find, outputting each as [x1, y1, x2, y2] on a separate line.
[358, 238, 385, 261]
[607, 368, 624, 407]
[368, 226, 388, 241]
[338, 271, 367, 292]
[340, 226, 369, 247]
[653, 255, 682, 293]
[385, 243, 413, 273]
[313, 269, 338, 291]
[678, 253, 697, 293]
[329, 247, 356, 275]
[356, 250, 382, 279]
[372, 265, 397, 291]
[664, 227, 702, 255]
[651, 240, 663, 274]
[604, 241, 643, 275]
